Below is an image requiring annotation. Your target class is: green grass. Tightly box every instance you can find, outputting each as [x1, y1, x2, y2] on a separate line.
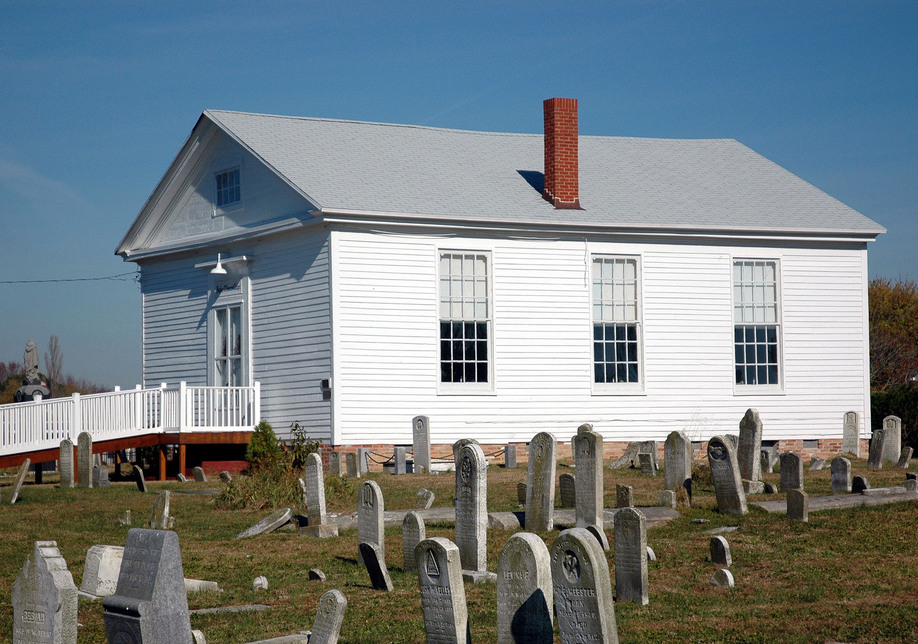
[2, 458, 917, 643]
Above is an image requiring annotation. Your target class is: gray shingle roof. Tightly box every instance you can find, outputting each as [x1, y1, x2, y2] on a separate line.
[205, 109, 884, 237]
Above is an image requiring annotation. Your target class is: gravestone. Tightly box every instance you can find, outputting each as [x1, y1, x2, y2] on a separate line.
[550, 528, 619, 644]
[298, 478, 307, 507]
[92, 466, 111, 487]
[192, 466, 206, 482]
[843, 411, 860, 457]
[808, 458, 826, 471]
[709, 536, 731, 567]
[496, 532, 553, 644]
[402, 511, 426, 572]
[573, 428, 607, 548]
[638, 452, 655, 477]
[737, 408, 763, 484]
[394, 447, 407, 475]
[867, 429, 886, 469]
[663, 431, 692, 492]
[301, 453, 338, 538]
[616, 484, 633, 509]
[102, 529, 192, 643]
[897, 446, 913, 469]
[455, 443, 489, 575]
[905, 479, 918, 492]
[133, 465, 148, 493]
[764, 481, 778, 494]
[309, 568, 326, 581]
[356, 448, 370, 475]
[710, 568, 735, 588]
[609, 440, 657, 470]
[413, 415, 432, 474]
[358, 480, 385, 565]
[310, 589, 347, 644]
[149, 491, 174, 530]
[723, 434, 739, 452]
[779, 452, 803, 491]
[882, 415, 902, 463]
[525, 432, 557, 532]
[761, 449, 776, 474]
[346, 453, 360, 478]
[504, 445, 517, 469]
[176, 473, 187, 483]
[658, 489, 676, 508]
[59, 439, 74, 489]
[852, 475, 870, 493]
[358, 542, 393, 592]
[417, 488, 435, 509]
[516, 483, 527, 505]
[252, 576, 268, 590]
[614, 507, 649, 605]
[415, 537, 469, 644]
[77, 432, 93, 489]
[329, 452, 343, 477]
[9, 458, 30, 504]
[559, 473, 576, 508]
[707, 436, 748, 516]
[786, 489, 808, 522]
[830, 457, 852, 493]
[646, 546, 656, 562]
[452, 438, 480, 462]
[13, 540, 77, 644]
[218, 470, 232, 483]
[80, 545, 125, 598]
[235, 508, 293, 539]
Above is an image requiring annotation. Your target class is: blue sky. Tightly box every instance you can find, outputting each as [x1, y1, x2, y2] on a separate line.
[1, 1, 915, 388]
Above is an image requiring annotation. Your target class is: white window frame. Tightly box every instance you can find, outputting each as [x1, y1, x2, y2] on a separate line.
[206, 274, 252, 387]
[590, 254, 644, 394]
[437, 249, 494, 394]
[732, 257, 784, 393]
[213, 164, 242, 215]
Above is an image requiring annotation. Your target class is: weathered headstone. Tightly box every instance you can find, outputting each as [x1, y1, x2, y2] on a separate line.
[843, 410, 860, 457]
[356, 448, 370, 475]
[235, 508, 293, 539]
[710, 568, 735, 588]
[92, 466, 111, 487]
[80, 545, 125, 598]
[830, 457, 852, 493]
[724, 434, 739, 452]
[658, 489, 676, 508]
[764, 481, 778, 494]
[403, 511, 426, 572]
[345, 452, 360, 478]
[413, 415, 432, 474]
[59, 439, 74, 489]
[808, 458, 826, 471]
[77, 432, 93, 489]
[329, 452, 343, 477]
[852, 475, 870, 493]
[455, 442, 489, 576]
[516, 483, 527, 505]
[176, 473, 187, 483]
[614, 507, 649, 605]
[609, 440, 656, 470]
[452, 438, 480, 462]
[559, 473, 576, 508]
[663, 431, 692, 492]
[786, 489, 808, 522]
[415, 537, 469, 644]
[496, 532, 553, 644]
[867, 429, 886, 469]
[9, 458, 30, 504]
[905, 479, 918, 492]
[737, 408, 763, 484]
[359, 542, 393, 591]
[761, 449, 776, 474]
[393, 447, 407, 475]
[301, 452, 338, 538]
[646, 546, 656, 562]
[133, 465, 148, 493]
[525, 432, 557, 532]
[550, 528, 619, 644]
[616, 484, 633, 509]
[298, 478, 307, 507]
[309, 568, 326, 581]
[218, 470, 232, 483]
[149, 491, 174, 530]
[358, 480, 385, 565]
[573, 428, 608, 548]
[709, 536, 731, 567]
[882, 415, 902, 463]
[417, 488, 435, 509]
[897, 446, 913, 469]
[779, 452, 803, 491]
[638, 452, 655, 477]
[252, 576, 268, 590]
[13, 540, 77, 644]
[504, 445, 517, 469]
[310, 589, 347, 644]
[102, 529, 192, 643]
[707, 436, 748, 516]
[192, 466, 206, 482]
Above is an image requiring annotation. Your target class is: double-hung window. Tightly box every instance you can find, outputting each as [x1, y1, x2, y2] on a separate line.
[214, 167, 241, 209]
[591, 256, 642, 387]
[438, 252, 491, 386]
[733, 259, 781, 387]
[214, 304, 243, 386]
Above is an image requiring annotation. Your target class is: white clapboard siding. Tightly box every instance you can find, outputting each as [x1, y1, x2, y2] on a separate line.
[331, 229, 870, 445]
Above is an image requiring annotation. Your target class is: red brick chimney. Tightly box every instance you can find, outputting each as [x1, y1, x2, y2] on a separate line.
[542, 97, 581, 209]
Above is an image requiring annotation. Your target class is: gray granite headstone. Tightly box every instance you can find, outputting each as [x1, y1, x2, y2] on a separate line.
[415, 537, 469, 644]
[609, 440, 656, 470]
[852, 475, 870, 493]
[559, 473, 575, 508]
[329, 452, 343, 477]
[760, 449, 776, 474]
[638, 452, 655, 477]
[842, 410, 860, 457]
[452, 438, 480, 462]
[573, 429, 607, 547]
[77, 432, 93, 489]
[133, 465, 148, 493]
[614, 507, 649, 605]
[413, 415, 431, 474]
[356, 448, 370, 475]
[192, 466, 206, 482]
[525, 432, 557, 532]
[359, 542, 393, 591]
[882, 415, 902, 463]
[663, 431, 692, 492]
[149, 491, 174, 530]
[658, 489, 676, 508]
[808, 458, 826, 471]
[59, 439, 74, 489]
[779, 452, 803, 491]
[13, 540, 77, 644]
[345, 452, 360, 478]
[417, 488, 435, 509]
[309, 568, 326, 581]
[455, 443, 488, 573]
[92, 466, 111, 487]
[310, 589, 347, 644]
[831, 457, 852, 493]
[616, 484, 633, 509]
[723, 434, 739, 452]
[80, 545, 125, 598]
[786, 489, 808, 522]
[9, 458, 30, 504]
[102, 529, 192, 643]
[764, 481, 778, 494]
[393, 447, 407, 475]
[496, 532, 553, 644]
[517, 483, 527, 505]
[550, 528, 619, 644]
[301, 453, 337, 538]
[504, 445, 517, 469]
[709, 536, 731, 567]
[897, 446, 913, 469]
[710, 568, 735, 588]
[867, 429, 886, 469]
[707, 436, 747, 516]
[176, 473, 187, 483]
[235, 508, 292, 539]
[358, 480, 385, 565]
[737, 408, 763, 484]
[402, 511, 426, 572]
[218, 470, 232, 483]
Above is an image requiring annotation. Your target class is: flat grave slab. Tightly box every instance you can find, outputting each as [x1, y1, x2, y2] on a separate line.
[751, 489, 918, 514]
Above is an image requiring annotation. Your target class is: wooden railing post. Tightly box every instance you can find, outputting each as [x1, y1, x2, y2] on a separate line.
[179, 381, 187, 432]
[71, 392, 81, 441]
[253, 381, 261, 428]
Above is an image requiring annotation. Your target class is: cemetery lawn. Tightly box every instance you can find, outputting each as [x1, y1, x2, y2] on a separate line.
[2, 459, 918, 643]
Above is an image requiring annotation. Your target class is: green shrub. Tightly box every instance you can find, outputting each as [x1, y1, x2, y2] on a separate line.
[872, 383, 918, 449]
[245, 419, 282, 468]
[284, 420, 322, 469]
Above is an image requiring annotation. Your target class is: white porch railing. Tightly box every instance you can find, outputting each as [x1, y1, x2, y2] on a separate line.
[0, 382, 260, 458]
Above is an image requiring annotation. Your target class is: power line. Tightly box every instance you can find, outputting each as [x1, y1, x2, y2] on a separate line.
[0, 271, 139, 285]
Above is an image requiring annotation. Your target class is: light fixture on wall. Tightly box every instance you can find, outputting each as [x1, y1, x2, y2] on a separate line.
[210, 253, 227, 275]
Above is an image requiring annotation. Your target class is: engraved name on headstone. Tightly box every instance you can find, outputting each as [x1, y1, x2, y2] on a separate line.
[13, 540, 77, 644]
[707, 436, 747, 516]
[415, 538, 469, 644]
[614, 507, 649, 605]
[526, 432, 557, 532]
[413, 415, 432, 474]
[496, 532, 553, 644]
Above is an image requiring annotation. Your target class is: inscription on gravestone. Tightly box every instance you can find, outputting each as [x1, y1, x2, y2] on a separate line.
[574, 429, 605, 535]
[455, 443, 488, 573]
[525, 432, 557, 532]
[496, 532, 553, 644]
[614, 507, 649, 605]
[707, 436, 747, 516]
[415, 538, 470, 644]
[13, 540, 78, 644]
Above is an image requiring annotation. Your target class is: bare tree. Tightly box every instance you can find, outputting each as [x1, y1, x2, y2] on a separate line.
[869, 277, 918, 390]
[44, 335, 63, 397]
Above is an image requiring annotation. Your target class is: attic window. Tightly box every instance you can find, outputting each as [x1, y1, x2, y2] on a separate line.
[215, 167, 241, 208]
